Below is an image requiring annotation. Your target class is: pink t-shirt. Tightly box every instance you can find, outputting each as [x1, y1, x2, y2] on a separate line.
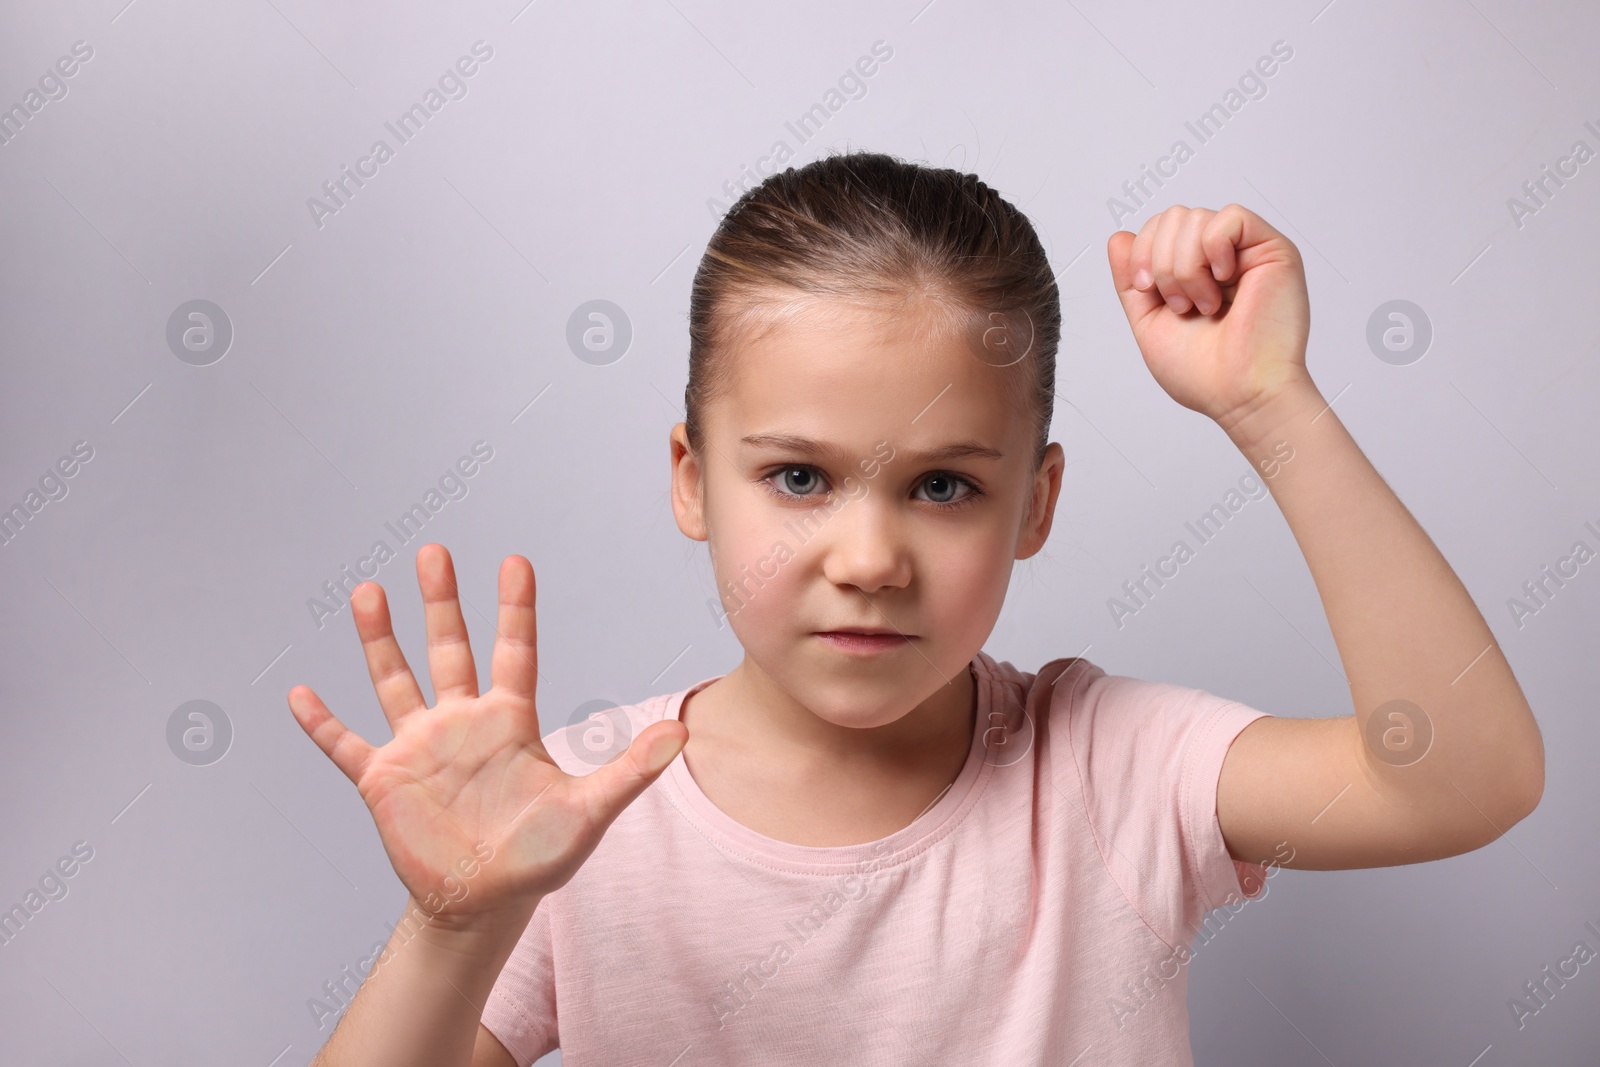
[481, 650, 1272, 1065]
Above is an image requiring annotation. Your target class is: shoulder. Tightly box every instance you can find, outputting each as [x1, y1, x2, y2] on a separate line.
[973, 649, 1101, 716]
[975, 649, 1269, 762]
[978, 651, 1275, 941]
[974, 649, 1132, 739]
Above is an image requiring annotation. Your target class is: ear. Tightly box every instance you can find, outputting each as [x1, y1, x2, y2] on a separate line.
[670, 422, 709, 542]
[1016, 441, 1064, 560]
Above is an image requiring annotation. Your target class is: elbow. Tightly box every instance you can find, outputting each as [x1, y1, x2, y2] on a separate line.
[1477, 738, 1545, 845]
[1507, 718, 1547, 826]
[1445, 737, 1544, 855]
[1481, 705, 1546, 835]
[1508, 759, 1544, 826]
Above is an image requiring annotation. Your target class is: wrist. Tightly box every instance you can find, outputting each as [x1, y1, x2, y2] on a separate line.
[1215, 372, 1325, 455]
[405, 894, 541, 958]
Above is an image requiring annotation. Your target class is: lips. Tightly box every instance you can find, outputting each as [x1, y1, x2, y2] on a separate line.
[814, 630, 914, 654]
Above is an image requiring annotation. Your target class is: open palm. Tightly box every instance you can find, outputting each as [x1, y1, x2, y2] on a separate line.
[287, 545, 688, 928]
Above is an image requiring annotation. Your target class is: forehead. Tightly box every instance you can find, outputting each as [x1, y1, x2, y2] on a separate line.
[712, 289, 1028, 449]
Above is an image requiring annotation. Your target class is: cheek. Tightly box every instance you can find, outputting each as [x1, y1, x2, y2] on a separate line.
[922, 526, 1014, 627]
[708, 498, 806, 622]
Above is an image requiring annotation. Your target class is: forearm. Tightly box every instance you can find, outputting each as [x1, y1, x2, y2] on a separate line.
[1218, 376, 1544, 831]
[310, 894, 537, 1067]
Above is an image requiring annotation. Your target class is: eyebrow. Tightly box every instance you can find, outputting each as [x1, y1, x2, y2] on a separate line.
[739, 432, 1004, 465]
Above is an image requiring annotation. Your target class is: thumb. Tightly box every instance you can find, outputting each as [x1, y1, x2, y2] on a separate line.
[579, 719, 689, 825]
[1105, 230, 1163, 329]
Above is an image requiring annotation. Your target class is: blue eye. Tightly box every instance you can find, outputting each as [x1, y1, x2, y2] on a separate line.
[759, 465, 983, 511]
[773, 466, 823, 497]
[917, 473, 968, 506]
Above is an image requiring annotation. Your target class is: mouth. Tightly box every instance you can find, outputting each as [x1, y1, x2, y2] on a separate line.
[813, 630, 915, 655]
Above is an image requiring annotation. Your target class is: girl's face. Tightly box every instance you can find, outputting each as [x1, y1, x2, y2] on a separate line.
[670, 289, 1065, 731]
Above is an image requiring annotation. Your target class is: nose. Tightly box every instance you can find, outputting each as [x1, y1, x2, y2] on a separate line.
[818, 491, 911, 594]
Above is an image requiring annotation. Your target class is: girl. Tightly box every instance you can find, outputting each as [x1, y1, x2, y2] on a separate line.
[289, 151, 1544, 1066]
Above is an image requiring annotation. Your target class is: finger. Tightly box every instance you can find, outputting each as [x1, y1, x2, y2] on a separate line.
[287, 684, 377, 786]
[1175, 208, 1223, 314]
[578, 719, 689, 830]
[1205, 203, 1288, 278]
[351, 581, 430, 730]
[1106, 230, 1166, 328]
[1201, 207, 1241, 284]
[490, 555, 540, 702]
[1151, 207, 1190, 313]
[1128, 208, 1165, 292]
[417, 544, 479, 702]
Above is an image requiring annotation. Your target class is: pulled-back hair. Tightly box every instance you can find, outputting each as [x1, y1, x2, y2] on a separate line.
[685, 150, 1060, 470]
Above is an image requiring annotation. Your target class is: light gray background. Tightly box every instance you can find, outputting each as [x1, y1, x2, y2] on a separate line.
[2, 0, 1596, 1063]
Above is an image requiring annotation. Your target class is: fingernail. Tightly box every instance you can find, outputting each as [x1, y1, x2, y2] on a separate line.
[1133, 269, 1152, 290]
[1166, 295, 1188, 313]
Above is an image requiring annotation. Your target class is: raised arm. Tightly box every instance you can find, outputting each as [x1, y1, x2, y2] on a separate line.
[290, 546, 688, 1065]
[1106, 205, 1544, 870]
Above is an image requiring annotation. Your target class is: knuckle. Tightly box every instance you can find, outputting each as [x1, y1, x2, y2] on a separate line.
[428, 629, 470, 651]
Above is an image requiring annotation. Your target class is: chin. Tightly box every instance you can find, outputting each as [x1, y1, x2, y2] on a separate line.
[811, 703, 916, 731]
[794, 671, 930, 728]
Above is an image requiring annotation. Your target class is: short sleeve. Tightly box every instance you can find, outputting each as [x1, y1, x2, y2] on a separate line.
[1054, 665, 1272, 951]
[480, 901, 557, 1065]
